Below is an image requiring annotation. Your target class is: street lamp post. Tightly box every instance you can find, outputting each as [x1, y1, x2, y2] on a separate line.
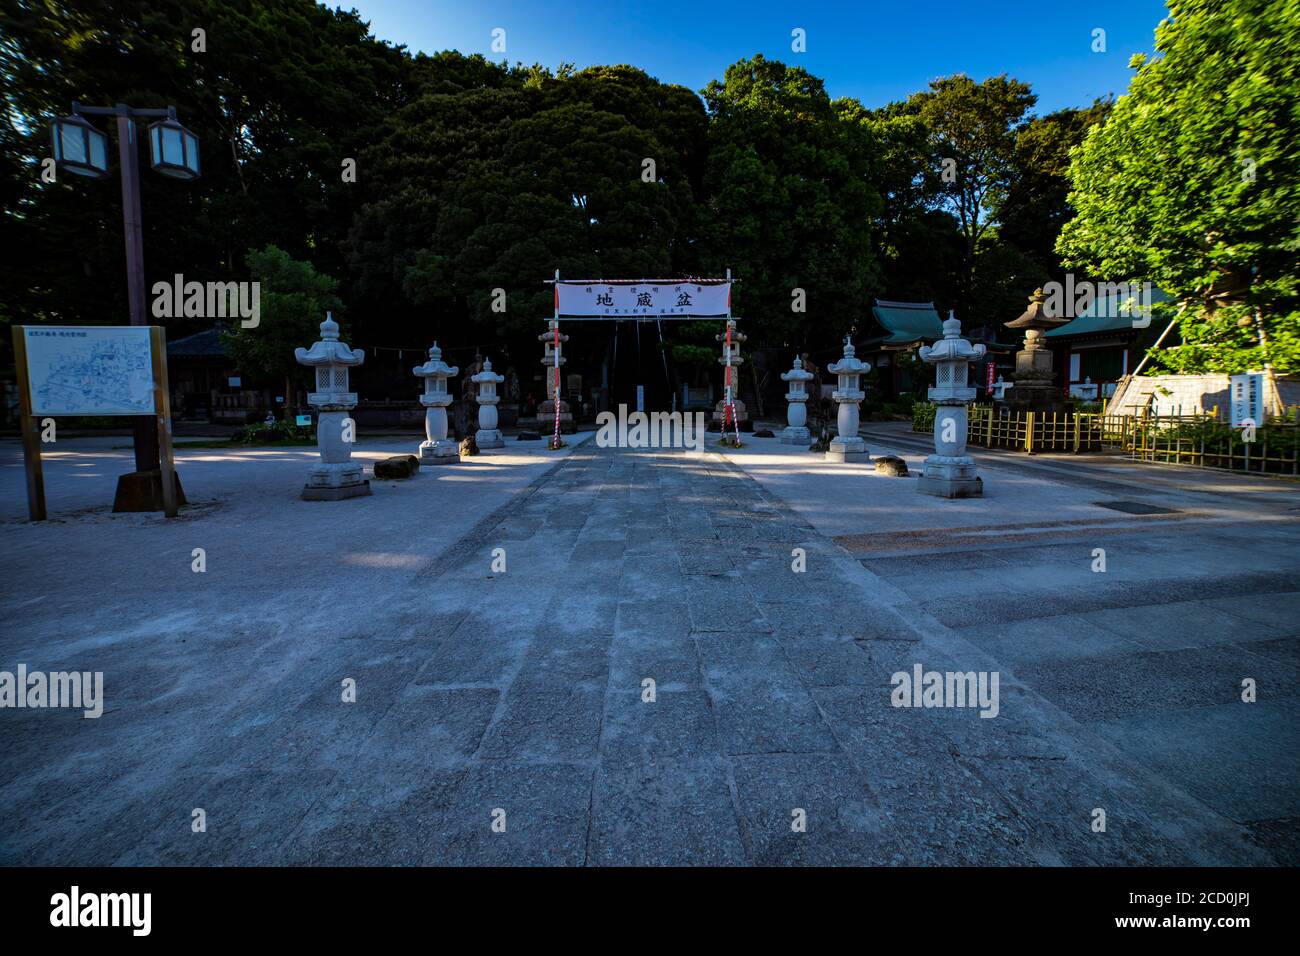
[49, 103, 200, 510]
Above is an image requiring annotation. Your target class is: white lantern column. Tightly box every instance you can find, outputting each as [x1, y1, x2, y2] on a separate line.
[825, 337, 870, 463]
[917, 312, 987, 497]
[472, 357, 505, 449]
[413, 341, 459, 465]
[779, 355, 813, 444]
[294, 312, 371, 500]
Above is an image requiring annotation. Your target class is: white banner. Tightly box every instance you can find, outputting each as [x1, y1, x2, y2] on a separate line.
[555, 281, 730, 318]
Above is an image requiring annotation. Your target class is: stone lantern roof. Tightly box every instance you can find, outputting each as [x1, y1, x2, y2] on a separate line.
[293, 313, 365, 367]
[828, 337, 868, 376]
[1005, 289, 1070, 333]
[413, 342, 458, 380]
[920, 314, 988, 363]
[781, 355, 814, 384]
[471, 357, 504, 385]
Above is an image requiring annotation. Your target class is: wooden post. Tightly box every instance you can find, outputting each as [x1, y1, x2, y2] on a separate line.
[1025, 411, 1036, 454]
[12, 326, 46, 521]
[149, 326, 178, 518]
[985, 408, 994, 447]
[1073, 414, 1081, 454]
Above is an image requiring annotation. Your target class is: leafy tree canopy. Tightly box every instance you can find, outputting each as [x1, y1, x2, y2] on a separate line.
[1058, 0, 1300, 374]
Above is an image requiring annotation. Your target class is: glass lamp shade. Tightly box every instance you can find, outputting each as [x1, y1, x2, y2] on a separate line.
[148, 118, 200, 180]
[50, 114, 110, 179]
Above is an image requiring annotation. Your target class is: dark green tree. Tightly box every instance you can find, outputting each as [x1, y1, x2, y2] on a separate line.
[702, 55, 881, 349]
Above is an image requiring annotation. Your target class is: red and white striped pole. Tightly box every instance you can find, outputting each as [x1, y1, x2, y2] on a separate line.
[724, 335, 741, 444]
[553, 321, 562, 447]
[721, 271, 741, 445]
[550, 271, 563, 449]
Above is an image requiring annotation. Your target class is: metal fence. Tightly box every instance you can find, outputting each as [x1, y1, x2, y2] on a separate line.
[914, 403, 1300, 475]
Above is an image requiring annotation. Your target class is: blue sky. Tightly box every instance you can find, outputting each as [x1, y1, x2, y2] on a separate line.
[339, 0, 1171, 114]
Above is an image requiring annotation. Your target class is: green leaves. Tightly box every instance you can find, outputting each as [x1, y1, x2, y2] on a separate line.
[702, 55, 880, 346]
[220, 244, 341, 388]
[1058, 0, 1300, 374]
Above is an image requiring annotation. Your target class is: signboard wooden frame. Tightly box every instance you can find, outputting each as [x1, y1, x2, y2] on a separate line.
[12, 325, 178, 521]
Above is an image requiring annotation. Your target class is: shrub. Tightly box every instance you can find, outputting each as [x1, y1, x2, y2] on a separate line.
[231, 420, 312, 444]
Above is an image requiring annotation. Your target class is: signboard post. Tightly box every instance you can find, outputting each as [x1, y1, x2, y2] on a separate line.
[11, 328, 46, 521]
[12, 325, 178, 521]
[149, 326, 178, 518]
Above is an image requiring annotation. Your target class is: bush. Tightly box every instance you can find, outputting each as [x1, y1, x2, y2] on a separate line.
[1153, 416, 1300, 457]
[912, 402, 936, 432]
[231, 419, 312, 444]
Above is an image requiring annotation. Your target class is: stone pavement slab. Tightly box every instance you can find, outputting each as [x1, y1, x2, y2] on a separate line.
[1, 436, 1295, 865]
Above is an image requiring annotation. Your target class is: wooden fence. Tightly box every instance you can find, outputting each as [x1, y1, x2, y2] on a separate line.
[914, 403, 1300, 475]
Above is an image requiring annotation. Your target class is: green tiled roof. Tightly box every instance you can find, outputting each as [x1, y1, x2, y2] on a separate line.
[870, 300, 944, 345]
[1046, 287, 1171, 337]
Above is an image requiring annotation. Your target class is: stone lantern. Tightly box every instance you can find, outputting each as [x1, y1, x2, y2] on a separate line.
[825, 337, 870, 463]
[471, 357, 505, 449]
[779, 355, 814, 444]
[713, 318, 749, 430]
[539, 320, 573, 434]
[1000, 288, 1070, 414]
[413, 341, 459, 465]
[917, 312, 987, 498]
[294, 312, 371, 500]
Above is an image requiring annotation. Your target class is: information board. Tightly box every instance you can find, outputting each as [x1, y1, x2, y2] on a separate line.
[23, 326, 156, 416]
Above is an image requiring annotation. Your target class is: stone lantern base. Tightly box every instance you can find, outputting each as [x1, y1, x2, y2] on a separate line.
[419, 439, 461, 466]
[916, 455, 983, 498]
[779, 425, 811, 445]
[825, 435, 870, 463]
[712, 398, 749, 429]
[475, 429, 505, 449]
[537, 399, 575, 434]
[303, 462, 371, 501]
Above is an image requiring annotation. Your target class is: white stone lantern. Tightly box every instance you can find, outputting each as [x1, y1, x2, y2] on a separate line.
[779, 355, 814, 444]
[294, 312, 371, 500]
[825, 337, 870, 463]
[539, 319, 572, 434]
[471, 357, 505, 449]
[413, 341, 459, 465]
[917, 312, 987, 497]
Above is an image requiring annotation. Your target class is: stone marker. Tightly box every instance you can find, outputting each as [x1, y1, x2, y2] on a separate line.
[460, 434, 478, 457]
[998, 288, 1070, 415]
[825, 337, 870, 463]
[412, 342, 460, 465]
[294, 313, 371, 500]
[752, 429, 775, 438]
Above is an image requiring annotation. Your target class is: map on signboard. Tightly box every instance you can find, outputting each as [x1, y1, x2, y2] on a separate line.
[24, 326, 155, 416]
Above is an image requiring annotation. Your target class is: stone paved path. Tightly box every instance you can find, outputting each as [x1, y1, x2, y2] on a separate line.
[1, 443, 1279, 865]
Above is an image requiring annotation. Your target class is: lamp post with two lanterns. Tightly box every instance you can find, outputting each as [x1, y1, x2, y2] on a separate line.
[49, 103, 200, 509]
